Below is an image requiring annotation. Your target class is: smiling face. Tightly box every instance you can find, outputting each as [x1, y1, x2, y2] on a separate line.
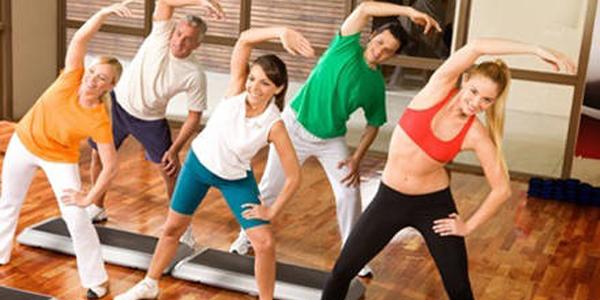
[458, 75, 500, 116]
[79, 63, 117, 99]
[169, 20, 202, 59]
[364, 30, 401, 66]
[245, 65, 284, 107]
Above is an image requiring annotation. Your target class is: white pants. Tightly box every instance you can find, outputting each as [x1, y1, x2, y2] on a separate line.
[0, 135, 107, 288]
[259, 108, 362, 243]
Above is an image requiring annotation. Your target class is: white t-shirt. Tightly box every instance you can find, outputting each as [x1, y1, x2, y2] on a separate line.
[192, 92, 281, 180]
[114, 20, 207, 121]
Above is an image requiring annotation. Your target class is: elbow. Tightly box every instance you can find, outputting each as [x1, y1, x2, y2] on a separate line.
[288, 170, 302, 194]
[464, 39, 485, 56]
[238, 29, 254, 45]
[497, 185, 512, 203]
[354, 2, 370, 17]
[106, 161, 119, 180]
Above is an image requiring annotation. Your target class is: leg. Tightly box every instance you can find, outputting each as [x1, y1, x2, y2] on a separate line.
[116, 152, 209, 300]
[246, 226, 276, 300]
[41, 160, 108, 288]
[220, 172, 273, 299]
[316, 138, 361, 244]
[322, 183, 409, 300]
[130, 116, 198, 247]
[0, 135, 38, 264]
[412, 190, 474, 300]
[128, 116, 174, 197]
[146, 209, 192, 279]
[158, 164, 177, 198]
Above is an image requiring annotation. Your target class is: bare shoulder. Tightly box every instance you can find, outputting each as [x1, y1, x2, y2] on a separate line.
[268, 119, 287, 142]
[463, 118, 492, 151]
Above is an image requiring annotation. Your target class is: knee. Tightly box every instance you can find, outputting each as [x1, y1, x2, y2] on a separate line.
[248, 230, 275, 254]
[162, 220, 188, 239]
[329, 260, 353, 281]
[61, 207, 94, 235]
[334, 186, 360, 205]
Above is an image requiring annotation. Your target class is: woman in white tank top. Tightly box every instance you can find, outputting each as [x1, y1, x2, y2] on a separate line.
[116, 26, 315, 300]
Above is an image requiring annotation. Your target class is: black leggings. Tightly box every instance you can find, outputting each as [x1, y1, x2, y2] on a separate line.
[321, 182, 474, 300]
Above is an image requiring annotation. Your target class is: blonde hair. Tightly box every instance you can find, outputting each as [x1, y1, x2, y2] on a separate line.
[92, 56, 122, 114]
[463, 59, 511, 175]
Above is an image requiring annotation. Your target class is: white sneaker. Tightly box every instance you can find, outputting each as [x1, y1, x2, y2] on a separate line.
[114, 278, 159, 300]
[86, 283, 108, 299]
[86, 204, 108, 223]
[229, 230, 252, 255]
[179, 226, 197, 249]
[357, 265, 374, 278]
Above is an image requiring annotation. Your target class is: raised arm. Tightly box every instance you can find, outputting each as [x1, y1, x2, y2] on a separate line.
[429, 38, 577, 88]
[154, 0, 224, 21]
[341, 1, 441, 37]
[226, 27, 314, 97]
[64, 0, 134, 72]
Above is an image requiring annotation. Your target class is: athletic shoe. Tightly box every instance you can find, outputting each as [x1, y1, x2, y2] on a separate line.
[114, 278, 159, 300]
[86, 283, 108, 299]
[86, 204, 108, 223]
[229, 230, 252, 255]
[358, 265, 374, 278]
[179, 226, 198, 249]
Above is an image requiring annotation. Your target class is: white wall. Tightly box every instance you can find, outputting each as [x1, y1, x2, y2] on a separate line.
[468, 0, 587, 117]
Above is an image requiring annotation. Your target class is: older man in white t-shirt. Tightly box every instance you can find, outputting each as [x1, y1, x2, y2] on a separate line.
[87, 0, 224, 239]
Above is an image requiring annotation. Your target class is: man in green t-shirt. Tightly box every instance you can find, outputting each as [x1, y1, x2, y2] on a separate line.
[231, 1, 440, 277]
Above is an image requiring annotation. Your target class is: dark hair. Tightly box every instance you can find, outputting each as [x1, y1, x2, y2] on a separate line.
[251, 54, 288, 111]
[372, 21, 411, 53]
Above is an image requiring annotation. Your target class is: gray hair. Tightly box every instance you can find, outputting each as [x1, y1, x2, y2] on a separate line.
[185, 15, 207, 42]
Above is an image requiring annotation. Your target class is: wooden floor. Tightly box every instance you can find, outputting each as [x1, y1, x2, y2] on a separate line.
[0, 120, 599, 300]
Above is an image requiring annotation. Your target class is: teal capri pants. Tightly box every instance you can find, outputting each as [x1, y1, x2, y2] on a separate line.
[170, 151, 269, 229]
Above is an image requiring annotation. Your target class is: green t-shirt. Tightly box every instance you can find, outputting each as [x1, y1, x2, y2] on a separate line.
[290, 32, 387, 139]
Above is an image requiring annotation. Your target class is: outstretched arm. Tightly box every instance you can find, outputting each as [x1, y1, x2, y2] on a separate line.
[65, 0, 134, 72]
[429, 38, 577, 88]
[341, 1, 441, 37]
[154, 0, 224, 21]
[226, 27, 315, 97]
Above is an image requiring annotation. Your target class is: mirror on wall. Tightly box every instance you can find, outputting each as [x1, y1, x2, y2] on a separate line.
[454, 79, 574, 177]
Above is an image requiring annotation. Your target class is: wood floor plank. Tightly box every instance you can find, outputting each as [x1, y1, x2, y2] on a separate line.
[0, 122, 599, 299]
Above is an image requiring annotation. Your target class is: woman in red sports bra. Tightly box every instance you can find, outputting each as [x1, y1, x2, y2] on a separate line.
[322, 38, 575, 300]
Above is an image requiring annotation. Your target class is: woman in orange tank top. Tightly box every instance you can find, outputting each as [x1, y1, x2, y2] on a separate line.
[0, 1, 134, 299]
[322, 38, 576, 300]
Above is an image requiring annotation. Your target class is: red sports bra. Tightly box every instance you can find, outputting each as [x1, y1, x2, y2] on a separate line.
[398, 89, 475, 163]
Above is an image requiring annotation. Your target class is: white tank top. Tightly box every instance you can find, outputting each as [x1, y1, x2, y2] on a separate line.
[192, 92, 281, 180]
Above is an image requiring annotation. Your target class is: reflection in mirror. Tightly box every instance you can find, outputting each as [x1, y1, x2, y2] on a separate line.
[370, 0, 455, 91]
[372, 0, 455, 59]
[454, 79, 574, 177]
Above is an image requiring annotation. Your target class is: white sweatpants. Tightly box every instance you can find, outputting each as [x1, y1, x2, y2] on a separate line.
[0, 134, 107, 288]
[259, 108, 362, 244]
